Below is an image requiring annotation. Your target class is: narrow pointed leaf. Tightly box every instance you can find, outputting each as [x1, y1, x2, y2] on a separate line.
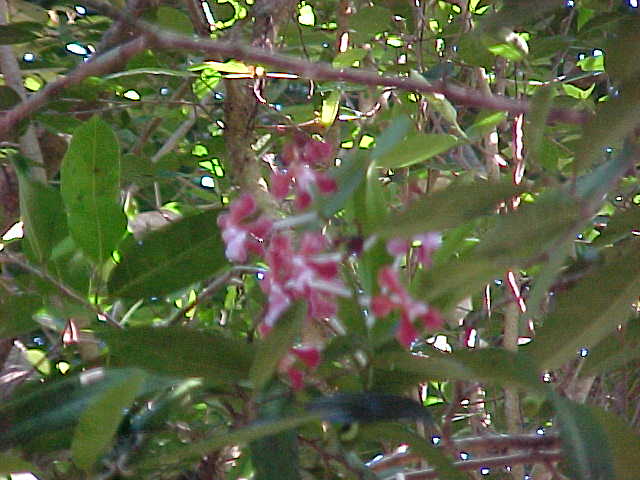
[375, 180, 523, 238]
[72, 369, 146, 471]
[375, 133, 460, 169]
[529, 239, 640, 370]
[108, 209, 227, 298]
[61, 116, 126, 264]
[553, 395, 614, 480]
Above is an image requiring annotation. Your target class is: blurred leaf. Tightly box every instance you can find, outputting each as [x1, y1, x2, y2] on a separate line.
[0, 452, 43, 477]
[320, 90, 340, 127]
[553, 395, 614, 480]
[573, 87, 640, 172]
[98, 326, 254, 386]
[13, 158, 68, 264]
[250, 305, 303, 391]
[375, 133, 460, 169]
[466, 110, 507, 139]
[375, 179, 523, 238]
[529, 239, 640, 370]
[582, 321, 640, 375]
[0, 368, 168, 452]
[604, 17, 640, 83]
[0, 22, 40, 44]
[144, 413, 321, 468]
[524, 85, 555, 168]
[332, 48, 367, 68]
[108, 209, 227, 298]
[0, 293, 42, 337]
[317, 150, 367, 219]
[155, 6, 193, 34]
[593, 206, 640, 247]
[61, 116, 126, 264]
[371, 114, 412, 160]
[589, 406, 640, 480]
[72, 369, 146, 471]
[375, 348, 545, 394]
[251, 386, 300, 480]
[349, 6, 391, 37]
[0, 86, 21, 109]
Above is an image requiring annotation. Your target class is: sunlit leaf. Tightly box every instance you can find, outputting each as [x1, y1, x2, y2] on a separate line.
[374, 133, 460, 169]
[61, 116, 126, 265]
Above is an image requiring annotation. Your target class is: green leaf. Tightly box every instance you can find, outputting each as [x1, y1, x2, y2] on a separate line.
[0, 452, 43, 477]
[317, 150, 367, 219]
[0, 22, 40, 44]
[374, 133, 460, 169]
[524, 85, 555, 168]
[98, 326, 254, 386]
[0, 368, 169, 452]
[155, 5, 194, 34]
[0, 294, 42, 337]
[13, 158, 68, 263]
[61, 117, 126, 264]
[592, 206, 640, 247]
[529, 239, 640, 370]
[582, 321, 640, 375]
[553, 396, 614, 480]
[143, 413, 321, 468]
[375, 179, 523, 238]
[320, 90, 340, 127]
[466, 110, 507, 139]
[375, 348, 545, 394]
[72, 369, 146, 471]
[573, 87, 640, 172]
[108, 209, 227, 298]
[589, 406, 640, 480]
[562, 82, 595, 100]
[332, 48, 368, 68]
[371, 114, 413, 160]
[250, 304, 303, 391]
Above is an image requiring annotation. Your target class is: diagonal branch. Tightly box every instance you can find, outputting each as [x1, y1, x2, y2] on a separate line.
[0, 1, 590, 140]
[0, 36, 147, 140]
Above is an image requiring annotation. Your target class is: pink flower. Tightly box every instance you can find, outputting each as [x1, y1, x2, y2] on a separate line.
[386, 232, 442, 268]
[217, 194, 272, 262]
[260, 232, 346, 330]
[278, 345, 322, 391]
[371, 266, 443, 348]
[270, 135, 337, 210]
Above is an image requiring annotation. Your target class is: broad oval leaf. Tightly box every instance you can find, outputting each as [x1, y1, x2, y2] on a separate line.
[108, 209, 227, 298]
[72, 369, 146, 471]
[97, 326, 254, 386]
[61, 116, 126, 264]
[374, 133, 460, 169]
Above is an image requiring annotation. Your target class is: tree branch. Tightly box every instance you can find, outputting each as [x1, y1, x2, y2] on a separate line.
[0, 36, 147, 140]
[0, 1, 589, 141]
[396, 450, 563, 480]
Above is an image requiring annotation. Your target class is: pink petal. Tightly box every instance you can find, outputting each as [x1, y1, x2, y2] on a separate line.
[270, 171, 292, 200]
[230, 193, 256, 221]
[377, 267, 404, 294]
[291, 346, 321, 369]
[420, 308, 444, 330]
[387, 238, 410, 257]
[371, 294, 394, 317]
[316, 173, 337, 194]
[294, 190, 312, 210]
[396, 315, 419, 348]
[287, 367, 305, 390]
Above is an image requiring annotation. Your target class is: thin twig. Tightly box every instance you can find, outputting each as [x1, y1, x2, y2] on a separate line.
[0, 1, 590, 140]
[0, 250, 123, 329]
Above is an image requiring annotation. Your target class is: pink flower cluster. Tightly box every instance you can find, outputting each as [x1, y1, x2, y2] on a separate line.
[260, 232, 346, 334]
[371, 266, 443, 347]
[216, 134, 444, 388]
[270, 134, 337, 210]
